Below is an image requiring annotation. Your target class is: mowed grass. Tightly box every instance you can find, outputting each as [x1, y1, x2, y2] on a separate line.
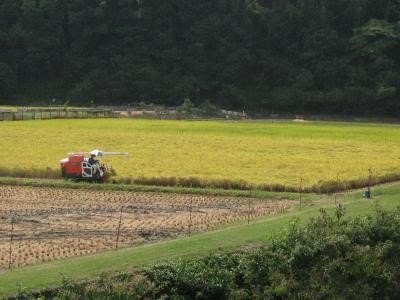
[1, 119, 400, 189]
[0, 183, 399, 297]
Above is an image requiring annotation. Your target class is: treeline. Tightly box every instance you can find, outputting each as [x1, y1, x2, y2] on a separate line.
[1, 0, 400, 116]
[15, 206, 400, 299]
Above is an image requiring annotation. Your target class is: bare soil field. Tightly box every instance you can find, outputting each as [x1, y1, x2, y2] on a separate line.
[0, 185, 294, 269]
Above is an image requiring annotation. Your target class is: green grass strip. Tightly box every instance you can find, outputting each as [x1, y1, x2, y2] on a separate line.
[0, 184, 398, 297]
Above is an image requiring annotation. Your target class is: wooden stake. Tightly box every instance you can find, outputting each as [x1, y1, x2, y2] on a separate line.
[17, 237, 21, 268]
[8, 217, 14, 269]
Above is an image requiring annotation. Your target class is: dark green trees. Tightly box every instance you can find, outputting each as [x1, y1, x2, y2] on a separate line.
[0, 0, 399, 116]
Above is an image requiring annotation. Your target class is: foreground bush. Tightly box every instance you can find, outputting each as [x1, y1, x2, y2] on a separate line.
[14, 206, 400, 299]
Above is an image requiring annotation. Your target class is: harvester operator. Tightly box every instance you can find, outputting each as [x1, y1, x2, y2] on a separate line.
[88, 154, 99, 174]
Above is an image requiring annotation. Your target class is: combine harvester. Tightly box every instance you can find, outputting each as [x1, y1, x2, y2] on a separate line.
[60, 150, 128, 182]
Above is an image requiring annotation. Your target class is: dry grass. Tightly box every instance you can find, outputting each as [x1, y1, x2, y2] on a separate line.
[0, 185, 294, 269]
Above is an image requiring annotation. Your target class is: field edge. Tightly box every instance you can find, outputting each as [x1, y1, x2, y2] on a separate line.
[1, 182, 399, 297]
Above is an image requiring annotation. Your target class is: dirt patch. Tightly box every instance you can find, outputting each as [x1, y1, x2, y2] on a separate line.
[0, 185, 295, 269]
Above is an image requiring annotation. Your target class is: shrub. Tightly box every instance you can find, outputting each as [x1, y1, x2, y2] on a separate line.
[145, 254, 242, 299]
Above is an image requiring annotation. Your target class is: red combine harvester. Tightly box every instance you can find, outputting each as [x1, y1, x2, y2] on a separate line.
[60, 150, 128, 182]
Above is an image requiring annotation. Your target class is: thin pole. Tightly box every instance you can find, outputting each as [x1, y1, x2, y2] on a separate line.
[8, 217, 14, 269]
[335, 173, 339, 205]
[115, 206, 123, 249]
[248, 190, 252, 224]
[188, 197, 193, 236]
[247, 198, 251, 224]
[17, 237, 22, 267]
[367, 168, 372, 199]
[299, 178, 303, 210]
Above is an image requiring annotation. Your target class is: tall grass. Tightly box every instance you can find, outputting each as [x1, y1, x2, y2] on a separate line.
[0, 167, 60, 179]
[117, 173, 400, 193]
[1, 166, 398, 193]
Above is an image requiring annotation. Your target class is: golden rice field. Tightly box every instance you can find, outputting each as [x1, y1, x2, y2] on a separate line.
[1, 119, 400, 190]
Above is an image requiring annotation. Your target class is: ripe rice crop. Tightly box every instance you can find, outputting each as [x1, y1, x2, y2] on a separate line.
[1, 119, 400, 191]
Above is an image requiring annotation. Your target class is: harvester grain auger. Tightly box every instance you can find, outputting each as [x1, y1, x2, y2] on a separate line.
[60, 150, 128, 182]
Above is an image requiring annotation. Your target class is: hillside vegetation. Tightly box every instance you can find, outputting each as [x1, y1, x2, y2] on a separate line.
[1, 0, 400, 115]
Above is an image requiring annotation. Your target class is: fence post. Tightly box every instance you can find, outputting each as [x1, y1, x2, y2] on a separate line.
[247, 198, 251, 224]
[188, 197, 193, 236]
[367, 168, 372, 199]
[299, 178, 303, 210]
[115, 206, 123, 249]
[17, 237, 22, 267]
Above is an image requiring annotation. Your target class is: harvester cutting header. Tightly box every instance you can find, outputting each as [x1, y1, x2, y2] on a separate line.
[60, 150, 128, 182]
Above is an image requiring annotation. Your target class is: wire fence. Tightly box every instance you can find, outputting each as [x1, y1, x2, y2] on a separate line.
[0, 105, 193, 121]
[0, 109, 119, 121]
[0, 185, 294, 270]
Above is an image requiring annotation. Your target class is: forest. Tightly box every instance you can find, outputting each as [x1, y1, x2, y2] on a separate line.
[0, 0, 399, 115]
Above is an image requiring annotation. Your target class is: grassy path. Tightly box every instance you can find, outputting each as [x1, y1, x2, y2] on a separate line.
[0, 184, 399, 297]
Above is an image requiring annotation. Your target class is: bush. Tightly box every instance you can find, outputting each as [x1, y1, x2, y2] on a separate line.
[145, 254, 242, 299]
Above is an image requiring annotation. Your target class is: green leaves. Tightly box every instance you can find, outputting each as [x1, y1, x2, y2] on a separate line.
[0, 62, 16, 98]
[1, 0, 400, 114]
[351, 19, 400, 59]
